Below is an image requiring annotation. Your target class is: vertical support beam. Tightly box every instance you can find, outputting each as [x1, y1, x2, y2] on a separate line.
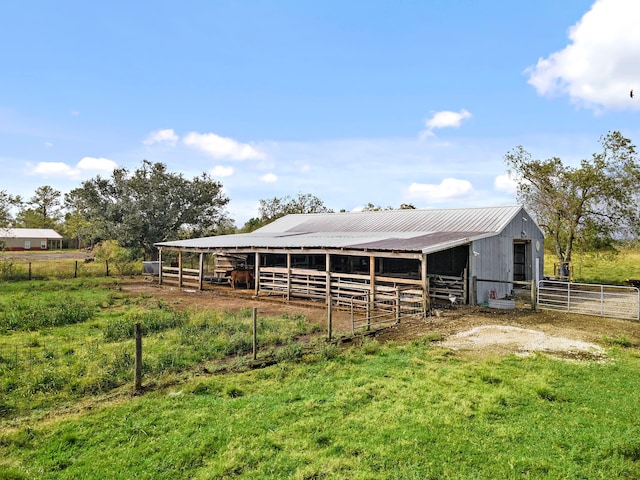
[158, 248, 163, 285]
[472, 276, 478, 305]
[178, 251, 183, 287]
[286, 253, 292, 301]
[198, 252, 204, 291]
[421, 254, 429, 316]
[463, 267, 468, 304]
[325, 253, 331, 304]
[530, 279, 537, 311]
[369, 255, 375, 319]
[254, 252, 260, 296]
[395, 285, 401, 323]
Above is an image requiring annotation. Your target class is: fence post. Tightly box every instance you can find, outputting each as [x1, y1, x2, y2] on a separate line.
[530, 279, 537, 310]
[134, 322, 142, 392]
[327, 297, 333, 341]
[252, 307, 258, 360]
[106, 260, 110, 277]
[351, 298, 354, 334]
[396, 285, 401, 323]
[74, 260, 78, 278]
[28, 262, 32, 281]
[366, 292, 371, 331]
[471, 276, 477, 305]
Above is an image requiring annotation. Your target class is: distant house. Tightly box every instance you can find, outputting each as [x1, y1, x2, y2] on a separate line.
[0, 228, 63, 251]
[155, 205, 545, 306]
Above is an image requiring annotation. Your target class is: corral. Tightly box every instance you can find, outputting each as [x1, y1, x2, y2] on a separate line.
[155, 206, 545, 314]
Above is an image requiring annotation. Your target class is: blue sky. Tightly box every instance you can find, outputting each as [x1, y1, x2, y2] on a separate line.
[1, 0, 639, 226]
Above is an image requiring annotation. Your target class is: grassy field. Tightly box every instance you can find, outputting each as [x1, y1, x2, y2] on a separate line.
[0, 279, 318, 420]
[2, 252, 640, 478]
[546, 247, 640, 284]
[2, 338, 640, 479]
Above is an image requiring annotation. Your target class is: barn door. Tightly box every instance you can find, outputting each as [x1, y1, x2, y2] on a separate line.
[513, 242, 529, 281]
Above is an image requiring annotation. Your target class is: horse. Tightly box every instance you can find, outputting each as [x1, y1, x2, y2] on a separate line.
[228, 269, 254, 289]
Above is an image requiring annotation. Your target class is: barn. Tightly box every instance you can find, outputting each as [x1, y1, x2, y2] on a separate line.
[155, 205, 544, 311]
[0, 228, 63, 251]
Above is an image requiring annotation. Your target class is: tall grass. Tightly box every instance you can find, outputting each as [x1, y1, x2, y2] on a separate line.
[0, 279, 319, 419]
[1, 342, 640, 479]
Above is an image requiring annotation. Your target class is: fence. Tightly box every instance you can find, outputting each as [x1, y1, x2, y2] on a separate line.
[537, 280, 640, 321]
[0, 259, 112, 281]
[349, 286, 425, 333]
[0, 307, 324, 419]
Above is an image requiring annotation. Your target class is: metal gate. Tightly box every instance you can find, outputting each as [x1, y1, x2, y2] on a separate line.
[537, 280, 640, 321]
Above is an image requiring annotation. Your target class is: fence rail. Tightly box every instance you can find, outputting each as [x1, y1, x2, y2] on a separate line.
[537, 280, 640, 321]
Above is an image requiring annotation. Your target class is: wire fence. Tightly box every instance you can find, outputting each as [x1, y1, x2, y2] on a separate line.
[0, 258, 114, 281]
[0, 308, 324, 419]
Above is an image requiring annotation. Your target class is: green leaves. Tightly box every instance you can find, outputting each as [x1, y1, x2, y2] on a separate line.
[505, 131, 640, 263]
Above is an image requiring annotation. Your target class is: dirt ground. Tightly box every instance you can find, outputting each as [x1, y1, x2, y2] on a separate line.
[120, 278, 640, 360]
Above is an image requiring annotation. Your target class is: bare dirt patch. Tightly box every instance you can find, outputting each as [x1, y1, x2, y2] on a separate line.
[119, 279, 640, 359]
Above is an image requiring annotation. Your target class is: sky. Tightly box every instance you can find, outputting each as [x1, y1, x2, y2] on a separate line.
[1, 0, 640, 227]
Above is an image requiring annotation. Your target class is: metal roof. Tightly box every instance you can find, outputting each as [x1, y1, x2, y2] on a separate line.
[0, 228, 63, 239]
[156, 206, 528, 254]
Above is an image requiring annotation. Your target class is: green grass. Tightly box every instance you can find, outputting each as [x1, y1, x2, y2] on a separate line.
[2, 343, 640, 479]
[0, 279, 320, 419]
[546, 247, 640, 285]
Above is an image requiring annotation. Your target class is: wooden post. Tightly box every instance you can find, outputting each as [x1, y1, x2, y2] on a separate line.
[325, 253, 331, 301]
[134, 322, 142, 392]
[369, 255, 375, 322]
[421, 254, 429, 316]
[472, 276, 478, 305]
[178, 252, 183, 287]
[105, 260, 109, 277]
[327, 297, 333, 341]
[28, 262, 32, 281]
[158, 248, 163, 285]
[351, 298, 355, 333]
[252, 307, 258, 360]
[74, 260, 78, 278]
[366, 292, 371, 331]
[198, 252, 204, 291]
[396, 285, 401, 323]
[463, 267, 468, 304]
[286, 253, 291, 301]
[254, 252, 260, 296]
[530, 279, 537, 310]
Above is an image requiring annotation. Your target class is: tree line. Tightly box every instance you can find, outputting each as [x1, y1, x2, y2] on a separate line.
[2, 131, 639, 265]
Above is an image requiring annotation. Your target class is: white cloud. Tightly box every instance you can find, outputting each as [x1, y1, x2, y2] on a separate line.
[77, 157, 118, 172]
[143, 128, 179, 146]
[29, 157, 117, 178]
[526, 0, 640, 111]
[32, 162, 74, 176]
[406, 178, 474, 202]
[44, 142, 53, 148]
[183, 132, 266, 160]
[420, 109, 472, 138]
[259, 173, 278, 183]
[493, 173, 518, 195]
[210, 165, 234, 177]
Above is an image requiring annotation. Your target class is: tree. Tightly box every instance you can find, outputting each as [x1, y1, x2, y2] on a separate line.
[74, 160, 231, 259]
[504, 131, 640, 265]
[63, 190, 94, 249]
[0, 190, 22, 228]
[15, 186, 61, 228]
[241, 192, 332, 232]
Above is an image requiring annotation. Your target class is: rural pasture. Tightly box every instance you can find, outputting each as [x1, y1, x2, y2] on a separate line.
[2, 250, 640, 478]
